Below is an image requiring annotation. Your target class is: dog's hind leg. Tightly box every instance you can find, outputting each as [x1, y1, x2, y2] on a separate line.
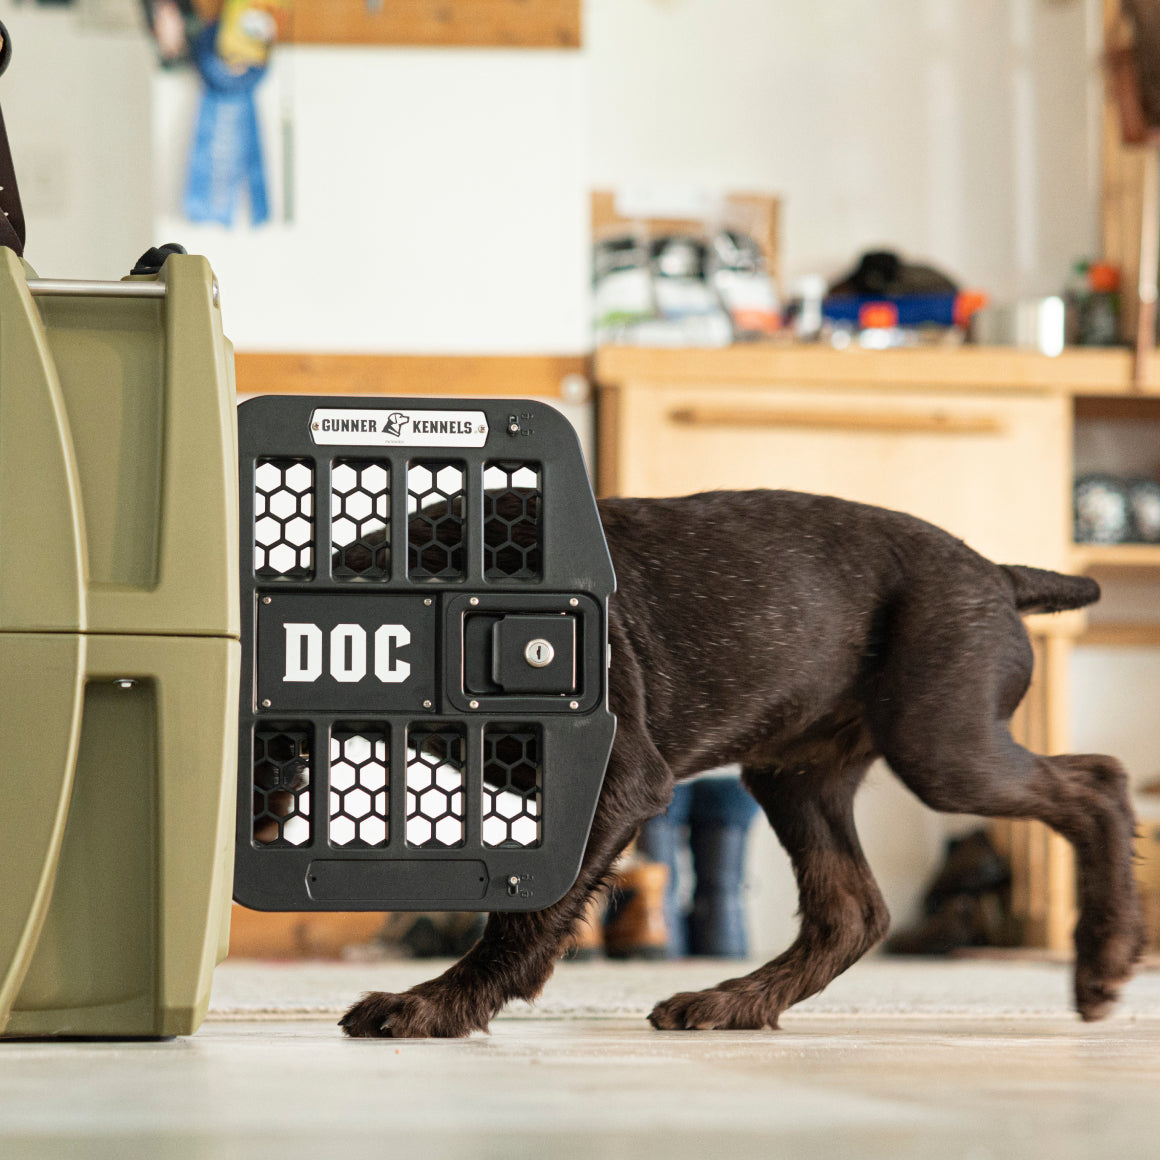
[340, 720, 674, 1038]
[868, 594, 1144, 1022]
[649, 758, 890, 1030]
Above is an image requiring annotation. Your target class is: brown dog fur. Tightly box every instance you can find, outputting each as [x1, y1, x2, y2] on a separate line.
[339, 490, 1144, 1037]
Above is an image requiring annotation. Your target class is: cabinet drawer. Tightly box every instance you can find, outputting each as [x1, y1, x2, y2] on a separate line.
[609, 384, 1071, 570]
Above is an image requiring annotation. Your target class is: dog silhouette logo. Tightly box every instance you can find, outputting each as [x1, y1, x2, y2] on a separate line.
[383, 411, 411, 438]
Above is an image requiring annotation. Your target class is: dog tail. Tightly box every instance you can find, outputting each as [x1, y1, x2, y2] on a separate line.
[1000, 564, 1100, 614]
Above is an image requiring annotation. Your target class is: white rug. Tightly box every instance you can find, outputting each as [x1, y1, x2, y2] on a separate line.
[207, 955, 1160, 1022]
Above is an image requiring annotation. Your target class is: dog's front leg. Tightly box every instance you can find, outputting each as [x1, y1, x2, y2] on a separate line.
[650, 759, 889, 1031]
[340, 724, 672, 1038]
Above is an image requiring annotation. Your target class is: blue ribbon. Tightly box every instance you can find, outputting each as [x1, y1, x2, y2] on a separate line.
[184, 25, 269, 227]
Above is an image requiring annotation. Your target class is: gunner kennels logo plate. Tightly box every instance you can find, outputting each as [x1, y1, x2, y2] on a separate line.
[310, 408, 489, 447]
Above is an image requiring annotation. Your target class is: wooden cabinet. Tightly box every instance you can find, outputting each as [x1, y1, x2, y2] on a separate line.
[595, 343, 1150, 951]
[605, 381, 1071, 572]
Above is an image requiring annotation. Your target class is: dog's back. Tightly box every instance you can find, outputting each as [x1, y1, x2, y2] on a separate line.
[596, 489, 1097, 778]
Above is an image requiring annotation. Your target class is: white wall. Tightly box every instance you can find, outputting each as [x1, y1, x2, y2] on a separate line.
[0, 1, 154, 280]
[587, 0, 1102, 300]
[745, 760, 946, 959]
[1073, 648, 1160, 804]
[146, 1, 1105, 349]
[153, 48, 588, 354]
[7, 2, 1103, 337]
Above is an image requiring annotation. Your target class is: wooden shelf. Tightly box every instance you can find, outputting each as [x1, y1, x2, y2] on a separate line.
[193, 0, 581, 47]
[284, 0, 581, 48]
[1079, 622, 1160, 646]
[1072, 543, 1160, 572]
[1074, 394, 1160, 420]
[234, 352, 587, 399]
[595, 344, 1143, 395]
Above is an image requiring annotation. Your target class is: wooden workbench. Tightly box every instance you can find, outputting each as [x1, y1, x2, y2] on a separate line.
[594, 343, 1160, 951]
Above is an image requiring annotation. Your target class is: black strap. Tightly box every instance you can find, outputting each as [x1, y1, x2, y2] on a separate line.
[0, 22, 25, 257]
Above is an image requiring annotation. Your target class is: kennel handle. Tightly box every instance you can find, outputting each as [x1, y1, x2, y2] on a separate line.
[26, 279, 169, 299]
[668, 406, 1005, 436]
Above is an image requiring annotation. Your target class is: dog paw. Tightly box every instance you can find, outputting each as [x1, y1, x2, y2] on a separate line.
[339, 990, 478, 1039]
[648, 987, 776, 1031]
[1074, 961, 1129, 1022]
[1075, 988, 1117, 1023]
[1074, 926, 1144, 1022]
[1074, 961, 1131, 1023]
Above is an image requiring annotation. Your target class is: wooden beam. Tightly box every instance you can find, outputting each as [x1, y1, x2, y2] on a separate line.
[1080, 622, 1160, 646]
[1072, 542, 1160, 572]
[596, 384, 620, 497]
[283, 1, 581, 48]
[234, 352, 587, 399]
[1041, 634, 1077, 952]
[1136, 146, 1160, 385]
[1103, 0, 1160, 366]
[1074, 393, 1160, 420]
[1103, 0, 1143, 342]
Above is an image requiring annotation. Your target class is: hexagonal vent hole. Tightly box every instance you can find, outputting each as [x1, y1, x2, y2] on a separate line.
[253, 726, 312, 846]
[484, 462, 542, 581]
[329, 728, 389, 847]
[255, 458, 314, 579]
[405, 725, 465, 848]
[331, 459, 390, 580]
[483, 726, 542, 848]
[407, 462, 465, 581]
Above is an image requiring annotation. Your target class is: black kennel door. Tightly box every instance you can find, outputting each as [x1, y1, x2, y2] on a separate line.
[235, 395, 617, 912]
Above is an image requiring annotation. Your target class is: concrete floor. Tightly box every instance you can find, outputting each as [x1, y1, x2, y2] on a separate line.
[4, 961, 1160, 1159]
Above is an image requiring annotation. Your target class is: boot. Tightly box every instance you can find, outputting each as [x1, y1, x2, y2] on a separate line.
[382, 912, 488, 959]
[885, 894, 982, 955]
[922, 830, 1010, 914]
[603, 861, 670, 960]
[886, 828, 1014, 955]
[688, 822, 752, 957]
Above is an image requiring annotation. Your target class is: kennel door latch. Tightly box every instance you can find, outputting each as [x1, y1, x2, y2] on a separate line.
[462, 611, 577, 696]
[491, 614, 576, 694]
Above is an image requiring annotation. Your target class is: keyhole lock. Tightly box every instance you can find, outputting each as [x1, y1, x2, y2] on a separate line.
[524, 639, 555, 668]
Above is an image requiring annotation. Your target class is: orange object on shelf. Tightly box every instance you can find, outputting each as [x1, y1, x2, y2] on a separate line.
[858, 301, 899, 329]
[731, 307, 781, 335]
[954, 290, 990, 327]
[1088, 262, 1122, 293]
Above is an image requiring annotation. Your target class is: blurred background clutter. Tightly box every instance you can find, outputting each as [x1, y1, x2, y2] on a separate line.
[8, 0, 1160, 965]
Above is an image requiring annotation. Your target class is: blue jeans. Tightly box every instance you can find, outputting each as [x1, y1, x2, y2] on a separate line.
[638, 776, 760, 957]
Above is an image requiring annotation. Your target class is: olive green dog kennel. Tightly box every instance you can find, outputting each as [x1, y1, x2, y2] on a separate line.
[0, 249, 239, 1037]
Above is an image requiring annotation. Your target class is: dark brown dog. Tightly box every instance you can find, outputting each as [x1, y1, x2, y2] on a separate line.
[340, 489, 1143, 1037]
